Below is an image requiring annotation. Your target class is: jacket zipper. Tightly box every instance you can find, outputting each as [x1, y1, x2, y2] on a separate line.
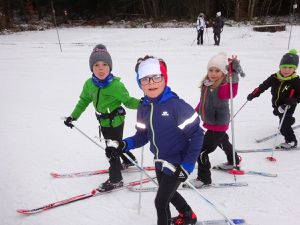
[150, 103, 159, 159]
[274, 82, 283, 107]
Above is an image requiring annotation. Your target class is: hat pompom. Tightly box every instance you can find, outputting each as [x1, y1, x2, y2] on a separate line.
[89, 44, 112, 71]
[279, 49, 299, 70]
[289, 49, 297, 55]
[93, 44, 107, 51]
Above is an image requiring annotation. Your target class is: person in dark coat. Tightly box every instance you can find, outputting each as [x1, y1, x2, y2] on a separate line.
[212, 12, 224, 46]
[247, 49, 300, 149]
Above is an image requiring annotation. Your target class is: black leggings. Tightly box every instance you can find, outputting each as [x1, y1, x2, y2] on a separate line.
[279, 114, 296, 143]
[155, 170, 190, 225]
[197, 130, 239, 184]
[197, 30, 204, 44]
[100, 124, 136, 182]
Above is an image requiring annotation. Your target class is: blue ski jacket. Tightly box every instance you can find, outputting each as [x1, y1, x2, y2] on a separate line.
[124, 86, 204, 174]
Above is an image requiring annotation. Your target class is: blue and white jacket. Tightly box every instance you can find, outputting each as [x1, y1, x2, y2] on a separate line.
[124, 86, 204, 174]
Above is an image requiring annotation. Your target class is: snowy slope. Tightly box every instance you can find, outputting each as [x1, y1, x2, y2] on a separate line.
[0, 25, 300, 225]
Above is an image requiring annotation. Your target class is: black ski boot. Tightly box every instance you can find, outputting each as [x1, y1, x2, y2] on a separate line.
[171, 209, 197, 225]
[98, 179, 123, 191]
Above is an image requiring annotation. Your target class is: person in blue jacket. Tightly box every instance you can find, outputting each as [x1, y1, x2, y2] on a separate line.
[109, 56, 204, 225]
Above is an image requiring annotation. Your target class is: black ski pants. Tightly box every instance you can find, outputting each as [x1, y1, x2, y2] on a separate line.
[197, 29, 204, 45]
[279, 113, 296, 143]
[197, 130, 239, 184]
[213, 33, 221, 45]
[100, 124, 136, 182]
[155, 170, 191, 225]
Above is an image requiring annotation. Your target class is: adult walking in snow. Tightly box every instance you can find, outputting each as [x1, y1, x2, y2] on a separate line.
[108, 56, 204, 225]
[196, 13, 207, 45]
[212, 11, 224, 46]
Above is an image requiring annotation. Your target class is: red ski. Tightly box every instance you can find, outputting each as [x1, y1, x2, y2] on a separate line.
[17, 177, 153, 214]
[50, 166, 156, 178]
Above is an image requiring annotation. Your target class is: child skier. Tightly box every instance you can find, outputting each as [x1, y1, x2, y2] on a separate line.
[64, 44, 141, 191]
[189, 52, 242, 187]
[247, 49, 300, 149]
[108, 56, 204, 225]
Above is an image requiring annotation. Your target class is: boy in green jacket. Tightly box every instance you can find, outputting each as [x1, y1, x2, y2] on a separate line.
[64, 44, 140, 191]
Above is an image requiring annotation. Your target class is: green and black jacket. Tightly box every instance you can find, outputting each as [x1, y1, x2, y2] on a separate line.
[71, 76, 140, 127]
[254, 72, 300, 109]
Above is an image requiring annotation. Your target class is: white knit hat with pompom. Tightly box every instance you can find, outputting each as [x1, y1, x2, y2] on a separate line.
[207, 52, 227, 74]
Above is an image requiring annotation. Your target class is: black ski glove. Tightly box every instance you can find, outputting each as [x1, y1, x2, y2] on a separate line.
[174, 165, 189, 182]
[285, 97, 297, 106]
[247, 88, 260, 101]
[106, 140, 127, 159]
[64, 116, 74, 128]
[106, 147, 121, 159]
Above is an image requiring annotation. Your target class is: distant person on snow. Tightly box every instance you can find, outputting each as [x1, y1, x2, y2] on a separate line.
[247, 49, 300, 149]
[212, 11, 224, 46]
[196, 13, 207, 45]
[107, 56, 204, 225]
[189, 52, 243, 187]
[64, 44, 140, 191]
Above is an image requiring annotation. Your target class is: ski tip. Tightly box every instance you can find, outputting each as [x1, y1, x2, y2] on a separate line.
[50, 172, 59, 178]
[17, 209, 30, 214]
[91, 189, 98, 195]
[228, 169, 245, 175]
[266, 156, 277, 162]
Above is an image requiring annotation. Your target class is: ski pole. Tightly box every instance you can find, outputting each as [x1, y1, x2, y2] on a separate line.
[287, 2, 297, 49]
[156, 160, 235, 225]
[70, 123, 158, 185]
[191, 37, 196, 46]
[267, 89, 295, 162]
[138, 146, 144, 214]
[183, 180, 235, 225]
[205, 28, 209, 44]
[227, 59, 244, 178]
[229, 100, 248, 122]
[50, 0, 62, 52]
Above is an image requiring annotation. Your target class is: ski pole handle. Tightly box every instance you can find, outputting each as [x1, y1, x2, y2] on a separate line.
[228, 58, 233, 78]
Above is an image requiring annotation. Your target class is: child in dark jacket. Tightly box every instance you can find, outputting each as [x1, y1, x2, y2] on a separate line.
[247, 49, 300, 149]
[190, 52, 242, 187]
[109, 56, 204, 225]
[64, 44, 140, 191]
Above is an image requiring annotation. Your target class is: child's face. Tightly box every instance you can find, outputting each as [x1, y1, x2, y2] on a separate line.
[280, 67, 295, 77]
[140, 74, 165, 99]
[92, 61, 110, 80]
[207, 67, 224, 82]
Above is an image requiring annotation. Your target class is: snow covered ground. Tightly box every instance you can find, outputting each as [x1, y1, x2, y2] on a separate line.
[0, 25, 300, 225]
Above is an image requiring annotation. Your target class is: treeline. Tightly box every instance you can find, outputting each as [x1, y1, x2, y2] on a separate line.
[0, 0, 299, 30]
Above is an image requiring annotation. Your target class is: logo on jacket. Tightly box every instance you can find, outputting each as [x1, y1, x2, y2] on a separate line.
[282, 85, 290, 92]
[162, 111, 169, 117]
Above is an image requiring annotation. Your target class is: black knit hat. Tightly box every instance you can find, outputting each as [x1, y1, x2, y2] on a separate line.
[279, 49, 299, 70]
[89, 44, 112, 71]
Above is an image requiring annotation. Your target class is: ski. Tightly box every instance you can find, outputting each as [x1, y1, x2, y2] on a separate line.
[236, 147, 300, 153]
[196, 218, 246, 225]
[50, 166, 155, 178]
[212, 166, 277, 177]
[255, 124, 300, 143]
[128, 182, 248, 192]
[17, 177, 153, 215]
